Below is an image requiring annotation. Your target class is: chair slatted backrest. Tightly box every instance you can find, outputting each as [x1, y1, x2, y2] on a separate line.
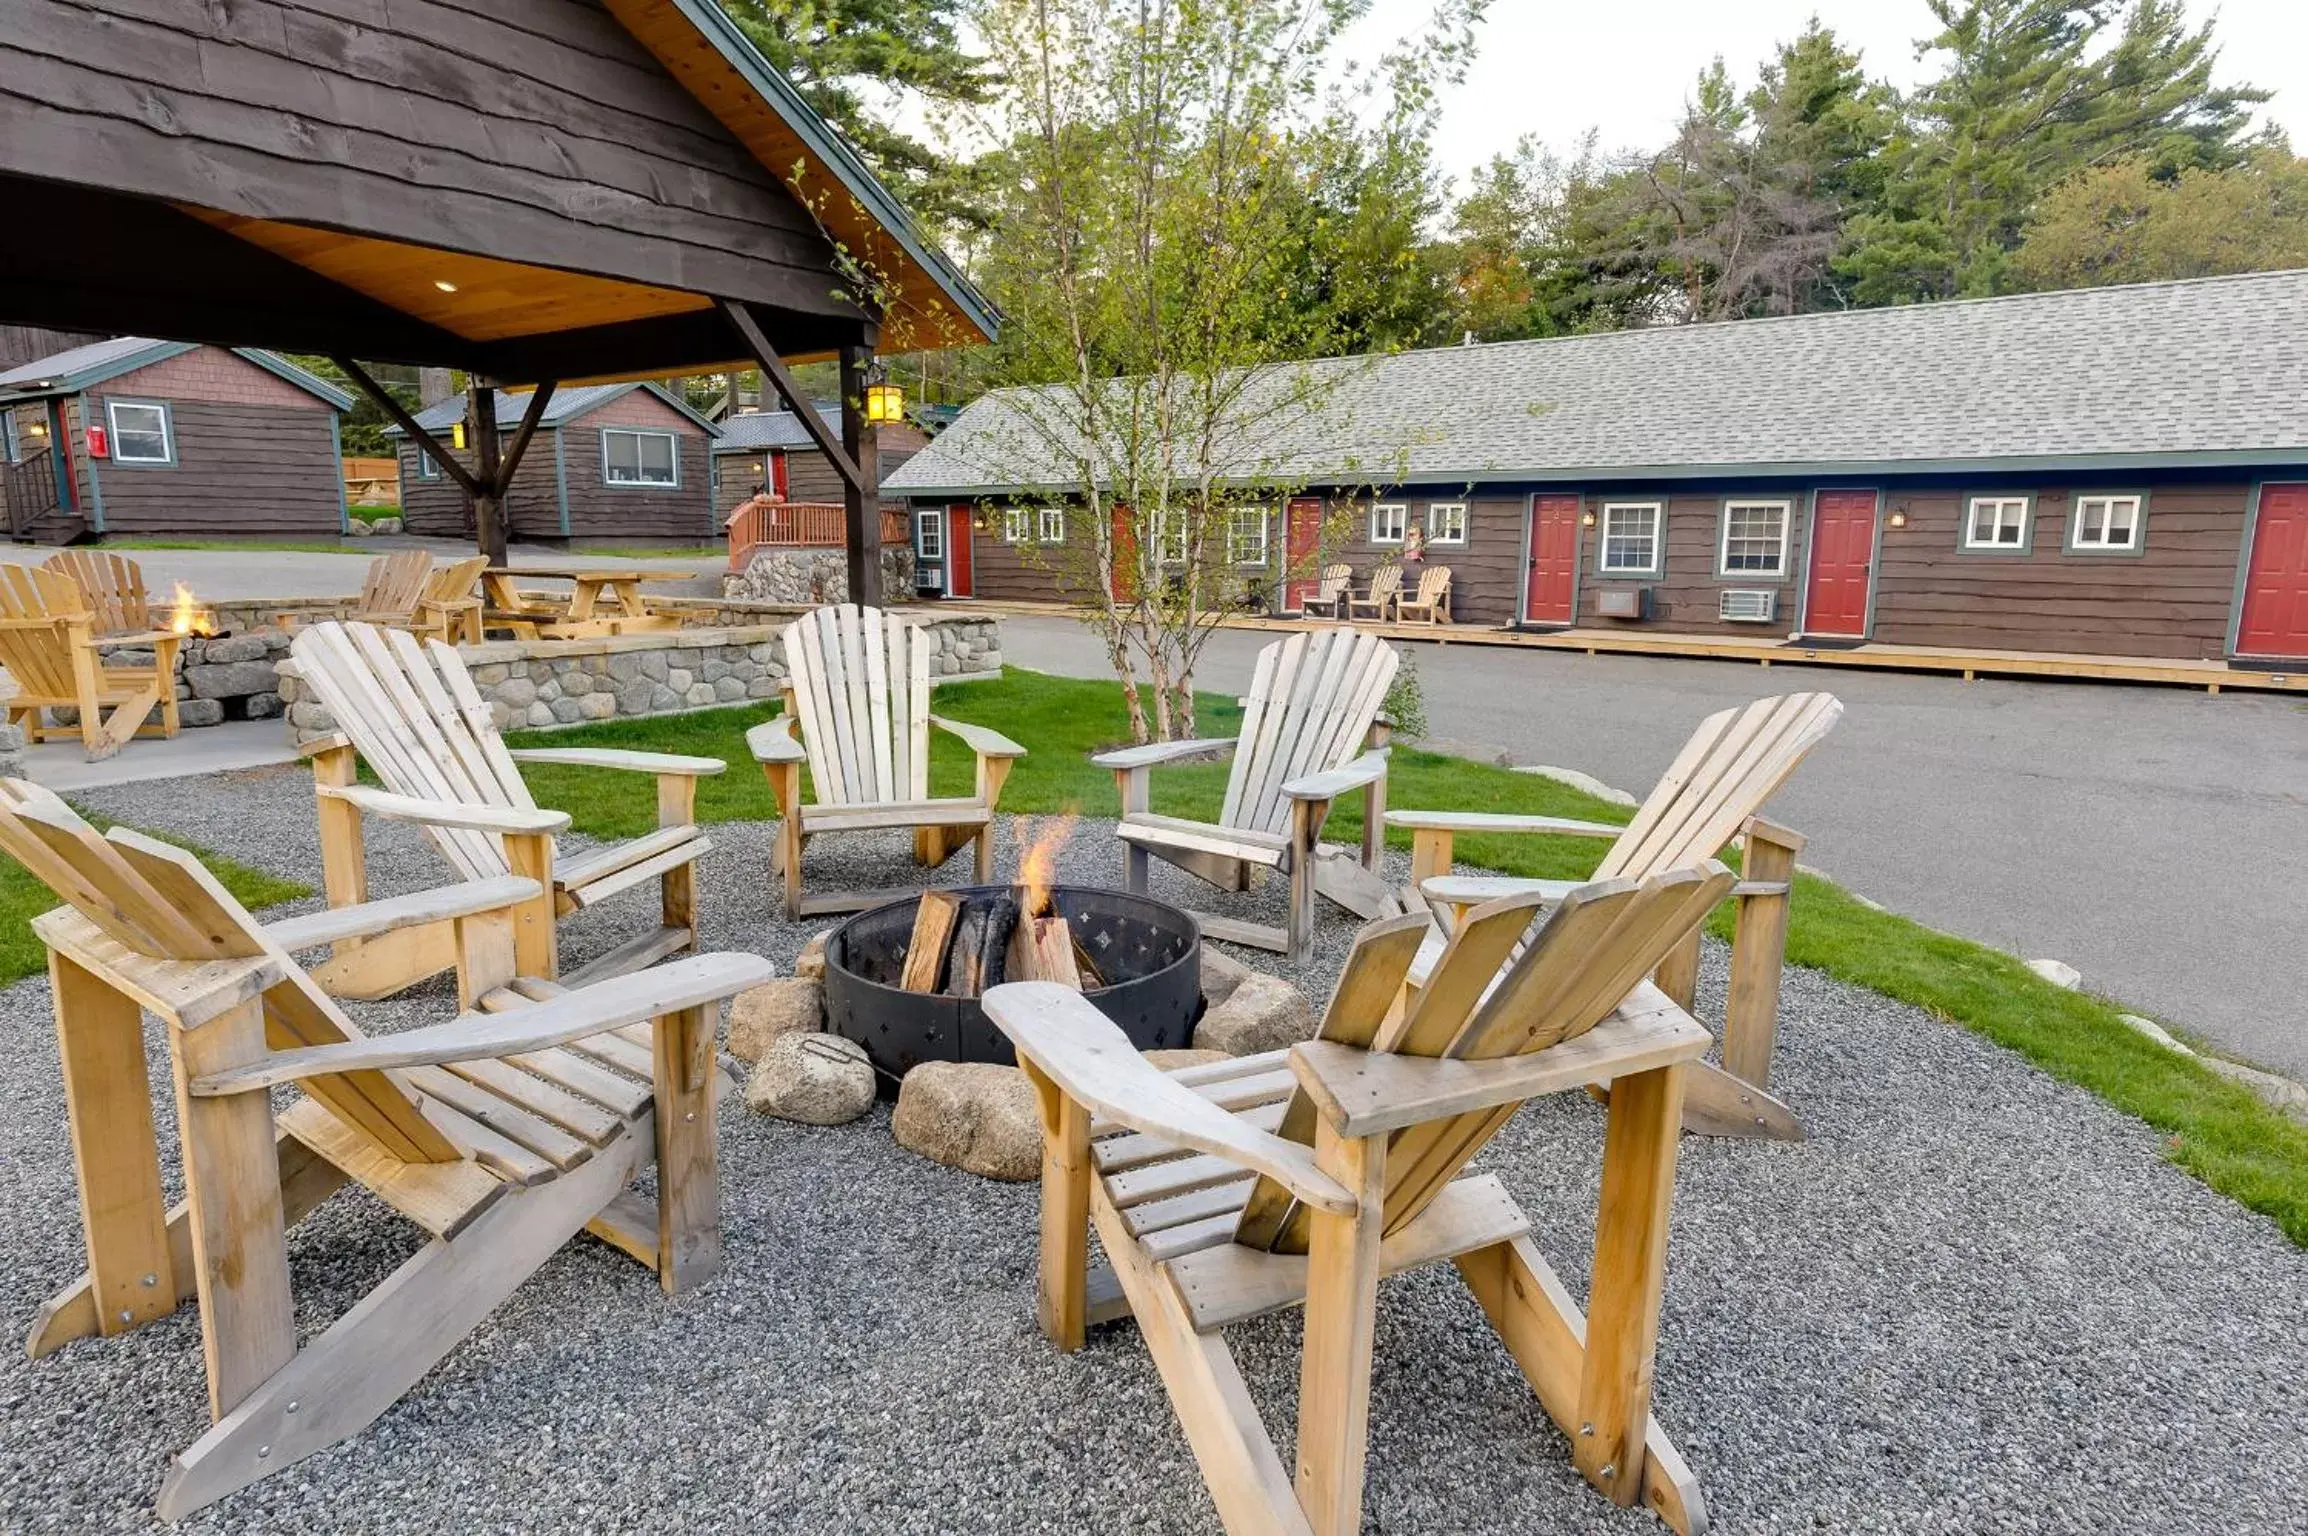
[1361, 565, 1403, 604]
[1314, 564, 1351, 601]
[0, 778, 461, 1163]
[1593, 692, 1843, 881]
[422, 556, 488, 609]
[44, 550, 149, 635]
[1218, 628, 1399, 839]
[781, 603, 932, 806]
[1234, 861, 1734, 1254]
[0, 563, 87, 702]
[288, 621, 538, 882]
[355, 550, 435, 620]
[1409, 565, 1450, 605]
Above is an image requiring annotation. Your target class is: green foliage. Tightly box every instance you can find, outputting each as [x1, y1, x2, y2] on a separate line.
[348, 503, 400, 523]
[284, 356, 421, 456]
[1379, 647, 1428, 741]
[2011, 148, 2308, 288]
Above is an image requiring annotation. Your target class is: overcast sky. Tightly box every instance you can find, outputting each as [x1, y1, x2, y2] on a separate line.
[1344, 0, 2306, 184]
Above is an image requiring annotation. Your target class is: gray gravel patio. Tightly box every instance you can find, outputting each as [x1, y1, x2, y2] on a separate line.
[1, 764, 2303, 1533]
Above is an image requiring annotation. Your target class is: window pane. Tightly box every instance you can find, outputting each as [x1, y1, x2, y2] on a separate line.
[1602, 504, 1657, 571]
[917, 511, 943, 558]
[111, 403, 169, 462]
[639, 433, 675, 481]
[607, 433, 638, 480]
[1722, 501, 1786, 572]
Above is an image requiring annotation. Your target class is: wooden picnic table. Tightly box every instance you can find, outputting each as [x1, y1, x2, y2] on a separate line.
[482, 565, 690, 637]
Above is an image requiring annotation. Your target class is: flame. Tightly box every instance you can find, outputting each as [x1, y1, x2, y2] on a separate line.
[1014, 812, 1079, 917]
[166, 582, 218, 637]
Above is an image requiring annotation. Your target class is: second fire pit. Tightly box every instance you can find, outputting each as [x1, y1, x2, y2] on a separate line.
[822, 884, 1203, 1081]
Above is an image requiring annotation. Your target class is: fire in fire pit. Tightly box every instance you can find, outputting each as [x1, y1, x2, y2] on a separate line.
[821, 883, 1203, 1082]
[165, 582, 220, 637]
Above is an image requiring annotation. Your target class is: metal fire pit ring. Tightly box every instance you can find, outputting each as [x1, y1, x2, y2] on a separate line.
[821, 883, 1203, 1085]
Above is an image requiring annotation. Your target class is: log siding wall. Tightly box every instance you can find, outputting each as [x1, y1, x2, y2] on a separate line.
[396, 392, 712, 544]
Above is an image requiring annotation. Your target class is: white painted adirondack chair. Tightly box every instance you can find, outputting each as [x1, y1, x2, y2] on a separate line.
[747, 603, 1027, 918]
[0, 779, 771, 1520]
[986, 861, 1737, 1536]
[1388, 690, 1843, 1138]
[1094, 627, 1399, 960]
[287, 621, 724, 997]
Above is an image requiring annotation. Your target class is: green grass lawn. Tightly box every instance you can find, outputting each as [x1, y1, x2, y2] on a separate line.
[348, 503, 400, 524]
[0, 820, 308, 983]
[505, 667, 2308, 1245]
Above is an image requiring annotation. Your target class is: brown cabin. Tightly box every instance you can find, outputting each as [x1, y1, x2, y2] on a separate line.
[389, 384, 717, 546]
[890, 271, 2308, 664]
[712, 405, 927, 523]
[1, 337, 350, 544]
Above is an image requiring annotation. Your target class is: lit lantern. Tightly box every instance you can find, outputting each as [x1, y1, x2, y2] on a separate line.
[450, 422, 467, 450]
[865, 381, 905, 424]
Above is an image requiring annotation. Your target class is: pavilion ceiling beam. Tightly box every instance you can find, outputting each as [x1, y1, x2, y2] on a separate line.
[332, 356, 484, 501]
[718, 300, 867, 498]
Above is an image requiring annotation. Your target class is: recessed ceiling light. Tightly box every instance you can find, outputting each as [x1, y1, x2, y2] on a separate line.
[434, 279, 459, 293]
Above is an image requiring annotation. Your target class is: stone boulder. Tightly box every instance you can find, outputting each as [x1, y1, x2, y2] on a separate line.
[726, 977, 823, 1062]
[1199, 945, 1255, 1007]
[2025, 958, 2082, 990]
[1194, 972, 1315, 1057]
[793, 930, 830, 981]
[744, 1033, 876, 1126]
[891, 1061, 1041, 1181]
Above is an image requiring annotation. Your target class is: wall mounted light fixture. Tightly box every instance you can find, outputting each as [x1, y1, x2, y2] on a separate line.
[1580, 510, 1597, 527]
[1886, 510, 1909, 529]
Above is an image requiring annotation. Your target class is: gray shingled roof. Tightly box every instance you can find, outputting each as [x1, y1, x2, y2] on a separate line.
[389, 382, 717, 436]
[885, 270, 2308, 495]
[713, 404, 839, 451]
[0, 337, 353, 408]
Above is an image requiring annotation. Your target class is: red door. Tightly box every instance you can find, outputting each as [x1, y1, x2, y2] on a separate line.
[1283, 496, 1324, 611]
[1803, 490, 1878, 638]
[1523, 494, 1580, 624]
[2237, 483, 2308, 657]
[945, 504, 973, 597]
[1109, 506, 1137, 600]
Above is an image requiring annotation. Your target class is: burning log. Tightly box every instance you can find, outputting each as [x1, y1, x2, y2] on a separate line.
[899, 890, 964, 993]
[1009, 913, 1083, 990]
[941, 893, 1017, 998]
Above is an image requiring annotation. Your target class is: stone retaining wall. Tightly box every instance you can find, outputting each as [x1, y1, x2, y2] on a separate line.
[279, 612, 1001, 744]
[723, 545, 916, 606]
[51, 630, 293, 733]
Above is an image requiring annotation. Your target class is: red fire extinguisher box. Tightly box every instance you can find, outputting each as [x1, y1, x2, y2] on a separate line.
[86, 424, 109, 458]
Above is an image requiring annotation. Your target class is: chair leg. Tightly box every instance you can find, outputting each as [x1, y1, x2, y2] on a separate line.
[1723, 822, 1802, 1089]
[504, 831, 558, 979]
[651, 1003, 721, 1293]
[1286, 800, 1321, 962]
[1295, 1119, 1386, 1536]
[1025, 1062, 1090, 1351]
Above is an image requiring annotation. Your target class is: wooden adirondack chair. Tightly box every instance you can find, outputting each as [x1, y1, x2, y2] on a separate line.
[986, 861, 1737, 1536]
[43, 549, 151, 637]
[286, 621, 723, 998]
[0, 779, 772, 1521]
[1395, 564, 1452, 624]
[0, 563, 180, 759]
[1346, 563, 1402, 622]
[415, 554, 488, 643]
[1096, 627, 1399, 960]
[1388, 691, 1843, 1139]
[747, 603, 1027, 918]
[1299, 563, 1352, 618]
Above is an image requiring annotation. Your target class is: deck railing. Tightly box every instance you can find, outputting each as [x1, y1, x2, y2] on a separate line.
[725, 499, 914, 571]
[2, 449, 61, 538]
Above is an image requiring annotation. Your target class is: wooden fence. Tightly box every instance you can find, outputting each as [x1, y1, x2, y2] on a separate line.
[343, 455, 400, 506]
[725, 500, 913, 571]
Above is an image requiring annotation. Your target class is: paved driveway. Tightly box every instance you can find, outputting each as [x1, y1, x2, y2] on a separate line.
[992, 614, 2308, 1076]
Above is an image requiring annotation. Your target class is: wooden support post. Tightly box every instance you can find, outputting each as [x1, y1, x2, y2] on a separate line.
[651, 1004, 721, 1293]
[839, 343, 883, 608]
[1026, 1062, 1091, 1351]
[1287, 799, 1322, 962]
[1724, 819, 1804, 1089]
[50, 953, 178, 1337]
[762, 759, 806, 919]
[976, 756, 1013, 883]
[1408, 826, 1454, 889]
[657, 772, 698, 948]
[1114, 767, 1151, 892]
[167, 998, 295, 1422]
[1653, 927, 1701, 1013]
[451, 904, 518, 1014]
[308, 738, 368, 954]
[466, 380, 506, 568]
[1360, 767, 1387, 874]
[504, 830, 557, 979]
[1295, 1117, 1385, 1536]
[1574, 1063, 1685, 1509]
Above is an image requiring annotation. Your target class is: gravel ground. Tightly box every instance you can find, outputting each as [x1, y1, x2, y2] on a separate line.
[2, 764, 2304, 1534]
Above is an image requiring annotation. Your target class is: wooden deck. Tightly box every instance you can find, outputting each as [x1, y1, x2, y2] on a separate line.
[942, 601, 2308, 695]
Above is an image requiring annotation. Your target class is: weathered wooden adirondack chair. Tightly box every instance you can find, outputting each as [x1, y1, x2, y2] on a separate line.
[287, 621, 723, 997]
[0, 779, 772, 1520]
[1394, 564, 1452, 625]
[747, 603, 1027, 918]
[1095, 627, 1399, 960]
[1299, 563, 1352, 619]
[986, 861, 1737, 1536]
[0, 563, 180, 759]
[43, 548, 152, 637]
[1346, 563, 1402, 622]
[1388, 691, 1843, 1139]
[414, 554, 488, 643]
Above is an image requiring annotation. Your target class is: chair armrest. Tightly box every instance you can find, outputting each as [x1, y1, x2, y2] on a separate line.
[507, 747, 727, 777]
[189, 952, 776, 1095]
[1384, 809, 1626, 838]
[296, 730, 354, 761]
[929, 715, 1027, 759]
[1418, 874, 1580, 907]
[745, 715, 807, 764]
[982, 981, 1356, 1215]
[317, 783, 570, 835]
[1287, 982, 1712, 1138]
[1280, 748, 1389, 803]
[87, 629, 186, 648]
[262, 874, 544, 951]
[1090, 736, 1237, 770]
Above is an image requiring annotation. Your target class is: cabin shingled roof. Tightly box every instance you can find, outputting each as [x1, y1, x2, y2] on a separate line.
[388, 382, 719, 438]
[883, 269, 2308, 495]
[0, 338, 354, 409]
[711, 405, 840, 451]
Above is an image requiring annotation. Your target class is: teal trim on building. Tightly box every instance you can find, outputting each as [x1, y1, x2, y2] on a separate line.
[76, 392, 105, 531]
[330, 411, 349, 533]
[554, 427, 571, 535]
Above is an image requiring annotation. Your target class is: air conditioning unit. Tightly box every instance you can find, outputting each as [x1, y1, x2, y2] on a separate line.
[1719, 589, 1777, 623]
[1595, 587, 1652, 621]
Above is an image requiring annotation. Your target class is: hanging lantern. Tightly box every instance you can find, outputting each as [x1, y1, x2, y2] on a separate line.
[450, 421, 467, 450]
[865, 381, 905, 424]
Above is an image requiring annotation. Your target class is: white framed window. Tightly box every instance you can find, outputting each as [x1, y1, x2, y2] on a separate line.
[415, 449, 443, 481]
[1002, 507, 1031, 544]
[1229, 507, 1270, 566]
[1037, 506, 1066, 544]
[602, 427, 679, 487]
[1598, 501, 1663, 575]
[1369, 502, 1408, 545]
[1425, 502, 1468, 545]
[2070, 494, 2143, 552]
[1963, 496, 2031, 550]
[1718, 499, 1790, 576]
[915, 506, 944, 561]
[105, 399, 173, 465]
